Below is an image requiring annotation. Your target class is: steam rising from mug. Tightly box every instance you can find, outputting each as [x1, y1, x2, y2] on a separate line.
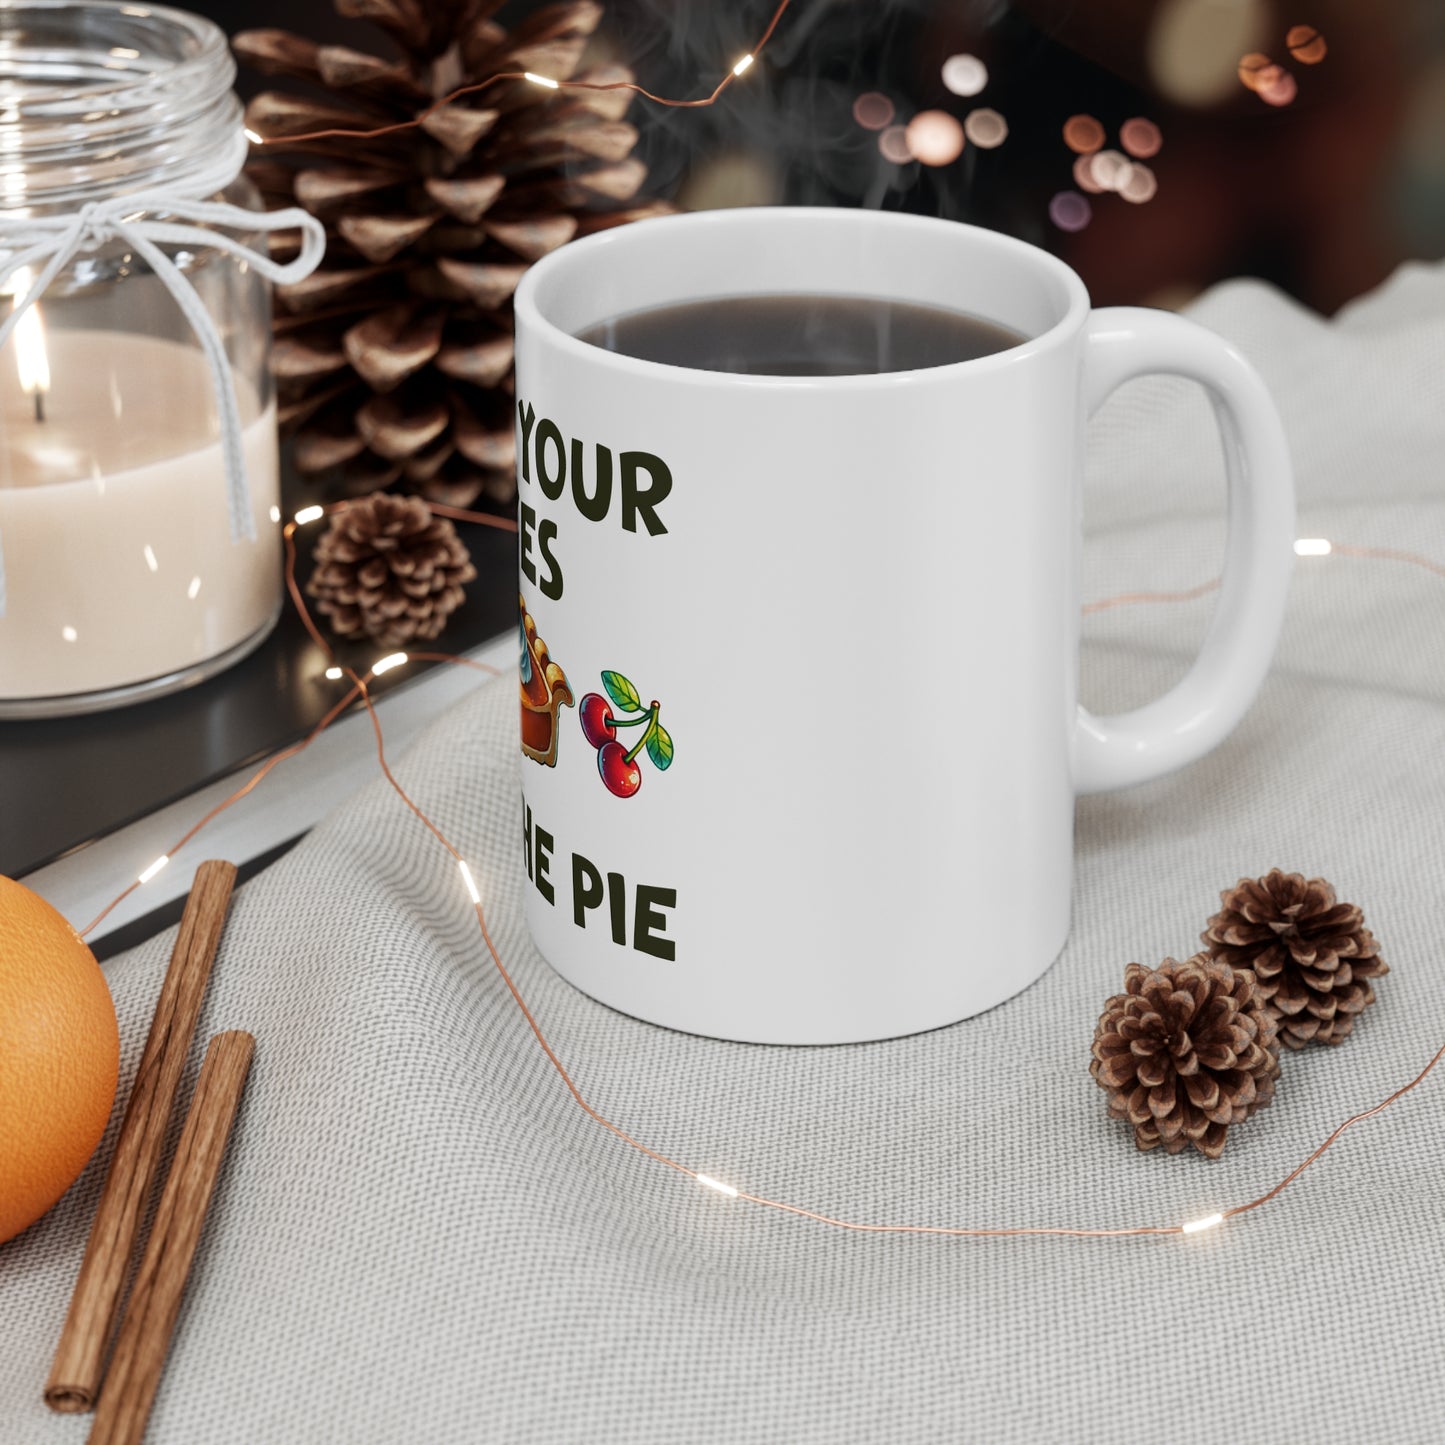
[610, 0, 991, 211]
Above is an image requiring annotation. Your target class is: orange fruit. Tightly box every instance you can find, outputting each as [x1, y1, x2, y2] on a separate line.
[0, 876, 119, 1245]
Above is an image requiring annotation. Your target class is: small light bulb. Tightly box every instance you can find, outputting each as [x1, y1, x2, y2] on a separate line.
[732, 53, 755, 76]
[524, 71, 559, 89]
[1181, 1212, 1224, 1235]
[459, 860, 482, 904]
[1294, 538, 1332, 557]
[143, 544, 159, 573]
[324, 665, 343, 681]
[372, 651, 408, 676]
[696, 1173, 739, 1198]
[294, 504, 325, 525]
[243, 127, 264, 145]
[138, 854, 170, 885]
[269, 505, 282, 524]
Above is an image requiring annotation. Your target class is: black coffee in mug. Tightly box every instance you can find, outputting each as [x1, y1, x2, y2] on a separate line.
[575, 293, 1025, 376]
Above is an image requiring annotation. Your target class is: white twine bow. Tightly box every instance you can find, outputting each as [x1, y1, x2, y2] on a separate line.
[0, 191, 326, 617]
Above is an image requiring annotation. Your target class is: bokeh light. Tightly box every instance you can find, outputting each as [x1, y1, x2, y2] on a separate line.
[1088, 148, 1132, 192]
[1063, 114, 1106, 154]
[1073, 153, 1105, 194]
[905, 109, 965, 166]
[1119, 118, 1163, 159]
[963, 107, 1008, 149]
[878, 125, 913, 163]
[852, 92, 895, 131]
[1119, 164, 1159, 204]
[1049, 191, 1092, 232]
[1237, 52, 1273, 91]
[1258, 67, 1298, 106]
[1287, 24, 1327, 64]
[1250, 62, 1285, 95]
[941, 54, 988, 97]
[1149, 0, 1269, 107]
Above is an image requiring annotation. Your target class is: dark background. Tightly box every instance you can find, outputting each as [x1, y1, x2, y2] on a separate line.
[204, 0, 1445, 316]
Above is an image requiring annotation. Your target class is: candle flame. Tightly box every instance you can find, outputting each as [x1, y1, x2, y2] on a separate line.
[7, 267, 51, 409]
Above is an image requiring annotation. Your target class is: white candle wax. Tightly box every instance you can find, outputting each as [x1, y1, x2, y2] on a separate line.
[0, 329, 281, 702]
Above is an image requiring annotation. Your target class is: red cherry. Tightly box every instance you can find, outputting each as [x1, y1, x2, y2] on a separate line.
[598, 740, 641, 797]
[579, 692, 615, 748]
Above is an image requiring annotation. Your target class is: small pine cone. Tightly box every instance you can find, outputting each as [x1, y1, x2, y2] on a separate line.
[307, 493, 476, 647]
[1091, 956, 1281, 1159]
[1202, 870, 1389, 1049]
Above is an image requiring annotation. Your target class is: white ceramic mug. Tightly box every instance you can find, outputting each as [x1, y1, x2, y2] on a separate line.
[512, 208, 1293, 1045]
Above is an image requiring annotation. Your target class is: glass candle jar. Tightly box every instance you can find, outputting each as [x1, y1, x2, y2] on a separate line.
[0, 1, 290, 716]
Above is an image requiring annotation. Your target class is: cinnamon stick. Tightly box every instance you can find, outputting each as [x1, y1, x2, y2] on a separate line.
[46, 860, 238, 1413]
[87, 1032, 255, 1445]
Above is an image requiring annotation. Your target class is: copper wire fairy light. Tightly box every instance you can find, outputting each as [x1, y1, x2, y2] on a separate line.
[1083, 578, 1220, 615]
[1332, 542, 1445, 579]
[247, 0, 796, 147]
[78, 10, 1445, 1243]
[77, 497, 1445, 1243]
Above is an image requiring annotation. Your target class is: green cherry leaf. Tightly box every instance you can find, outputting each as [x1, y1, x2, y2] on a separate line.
[601, 670, 642, 713]
[646, 722, 674, 771]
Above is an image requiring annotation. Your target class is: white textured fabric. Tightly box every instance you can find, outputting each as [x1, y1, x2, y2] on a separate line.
[3, 264, 1444, 1444]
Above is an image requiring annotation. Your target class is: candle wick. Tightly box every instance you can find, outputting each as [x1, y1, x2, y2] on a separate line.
[33, 390, 44, 423]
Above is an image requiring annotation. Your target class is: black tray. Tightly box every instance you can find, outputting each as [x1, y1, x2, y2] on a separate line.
[0, 518, 516, 880]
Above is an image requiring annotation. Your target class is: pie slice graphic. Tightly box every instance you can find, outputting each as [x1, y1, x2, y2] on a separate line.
[520, 598, 574, 767]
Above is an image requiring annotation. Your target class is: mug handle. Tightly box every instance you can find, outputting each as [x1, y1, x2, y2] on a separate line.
[1075, 307, 1296, 794]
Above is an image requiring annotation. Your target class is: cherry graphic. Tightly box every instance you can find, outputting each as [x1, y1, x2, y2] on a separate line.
[598, 739, 642, 797]
[589, 673, 674, 799]
[579, 692, 615, 748]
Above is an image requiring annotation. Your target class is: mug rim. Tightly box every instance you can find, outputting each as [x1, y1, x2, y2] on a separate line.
[515, 206, 1092, 389]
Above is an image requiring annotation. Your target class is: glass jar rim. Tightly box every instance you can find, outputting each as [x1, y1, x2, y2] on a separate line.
[0, 1, 243, 211]
[0, 0, 229, 110]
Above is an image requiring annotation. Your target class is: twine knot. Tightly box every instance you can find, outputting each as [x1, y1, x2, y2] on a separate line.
[0, 146, 326, 618]
[73, 203, 113, 250]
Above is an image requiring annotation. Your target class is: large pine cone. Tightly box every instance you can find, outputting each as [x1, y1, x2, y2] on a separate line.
[1201, 869, 1388, 1049]
[235, 0, 669, 509]
[307, 493, 476, 646]
[1091, 956, 1281, 1159]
